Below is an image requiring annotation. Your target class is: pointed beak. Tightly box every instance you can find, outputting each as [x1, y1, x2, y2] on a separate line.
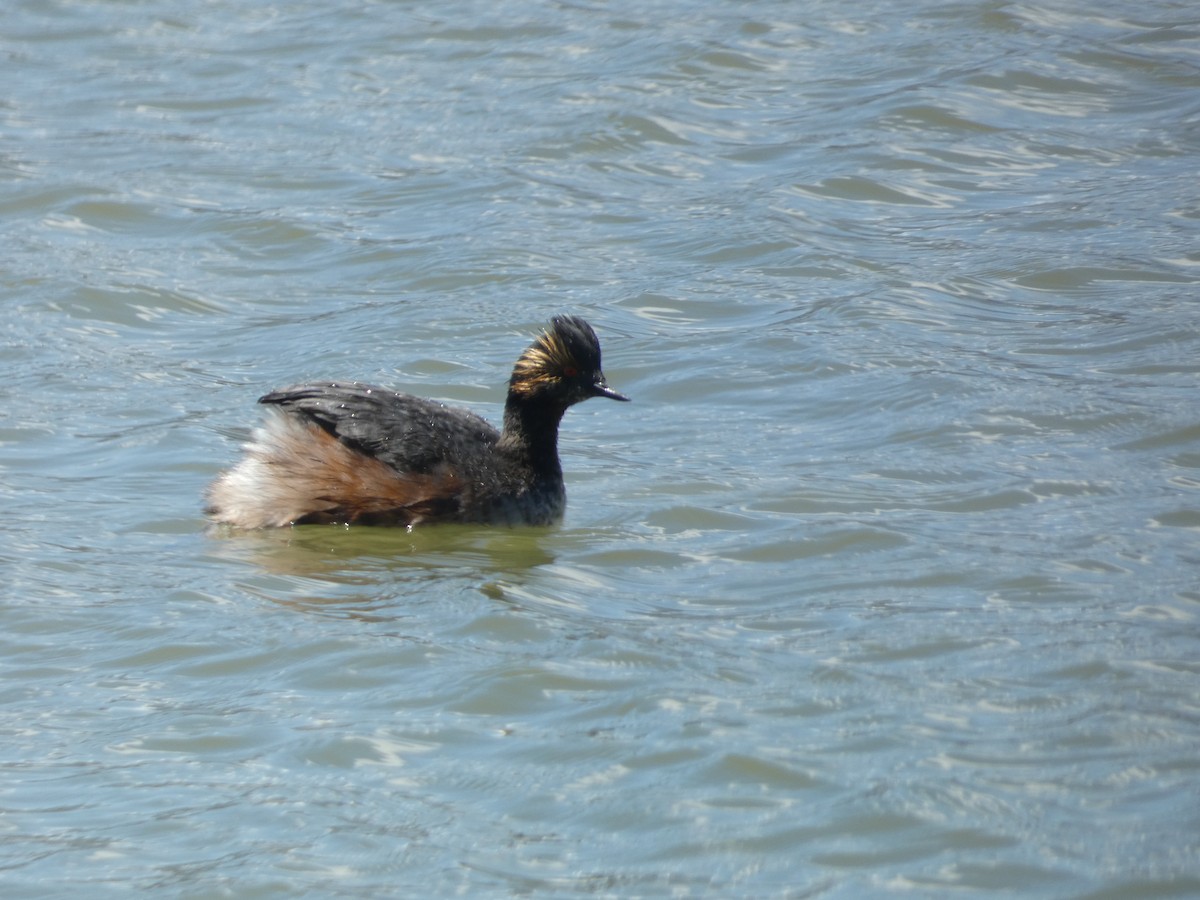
[591, 375, 630, 402]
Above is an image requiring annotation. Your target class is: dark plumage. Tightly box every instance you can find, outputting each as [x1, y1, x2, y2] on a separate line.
[205, 316, 628, 528]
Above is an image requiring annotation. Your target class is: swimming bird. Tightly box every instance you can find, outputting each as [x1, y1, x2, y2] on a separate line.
[205, 315, 628, 528]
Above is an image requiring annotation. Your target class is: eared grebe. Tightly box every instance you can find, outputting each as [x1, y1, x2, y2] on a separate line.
[205, 316, 629, 528]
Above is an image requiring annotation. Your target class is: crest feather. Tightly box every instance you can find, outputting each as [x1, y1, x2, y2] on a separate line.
[510, 316, 602, 394]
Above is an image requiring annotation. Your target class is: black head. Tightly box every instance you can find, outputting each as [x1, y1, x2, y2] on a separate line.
[509, 316, 630, 405]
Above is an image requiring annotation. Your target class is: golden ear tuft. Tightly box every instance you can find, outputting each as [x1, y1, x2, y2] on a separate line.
[509, 317, 603, 396]
[510, 327, 569, 394]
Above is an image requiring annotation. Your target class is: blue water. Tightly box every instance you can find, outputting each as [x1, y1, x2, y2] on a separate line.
[2, 1, 1199, 896]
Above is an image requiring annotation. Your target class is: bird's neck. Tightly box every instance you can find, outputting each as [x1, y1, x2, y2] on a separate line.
[499, 393, 566, 470]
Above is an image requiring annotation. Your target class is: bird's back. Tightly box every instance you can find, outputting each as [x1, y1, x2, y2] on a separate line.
[207, 382, 515, 527]
[261, 381, 501, 475]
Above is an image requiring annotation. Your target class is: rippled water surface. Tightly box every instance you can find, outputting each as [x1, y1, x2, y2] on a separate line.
[3, 0, 1199, 896]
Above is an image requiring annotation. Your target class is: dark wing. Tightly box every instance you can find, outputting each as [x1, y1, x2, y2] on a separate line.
[259, 381, 500, 474]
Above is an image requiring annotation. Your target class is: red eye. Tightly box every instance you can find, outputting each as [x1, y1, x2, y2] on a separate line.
[563, 366, 578, 377]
